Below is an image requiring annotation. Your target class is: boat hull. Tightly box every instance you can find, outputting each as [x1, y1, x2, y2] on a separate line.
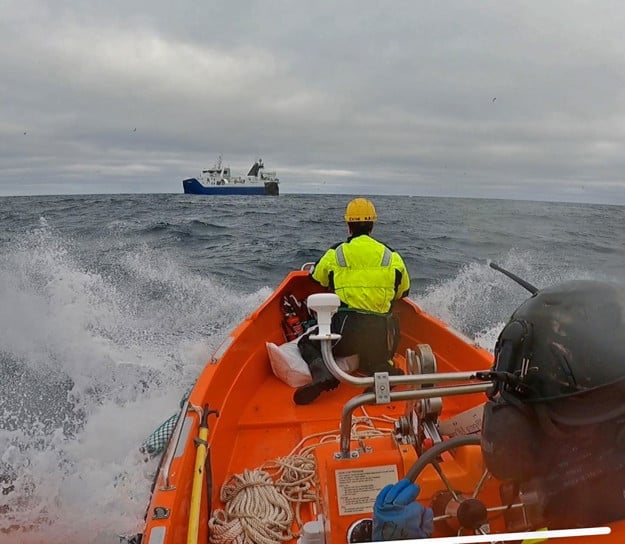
[137, 270, 625, 544]
[182, 178, 279, 195]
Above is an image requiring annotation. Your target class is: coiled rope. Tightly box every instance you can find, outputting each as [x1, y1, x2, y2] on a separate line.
[208, 412, 393, 544]
[209, 469, 295, 544]
[262, 454, 317, 527]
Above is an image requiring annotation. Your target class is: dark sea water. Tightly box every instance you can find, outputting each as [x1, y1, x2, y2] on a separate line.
[0, 193, 624, 543]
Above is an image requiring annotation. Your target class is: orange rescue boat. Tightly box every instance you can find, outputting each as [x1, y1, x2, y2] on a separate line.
[133, 269, 622, 544]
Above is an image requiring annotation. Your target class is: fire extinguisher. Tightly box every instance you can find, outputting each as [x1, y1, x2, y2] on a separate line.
[281, 295, 304, 341]
[286, 293, 311, 323]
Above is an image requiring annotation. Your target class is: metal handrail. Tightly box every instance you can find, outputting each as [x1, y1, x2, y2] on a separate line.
[320, 340, 488, 388]
[338, 383, 491, 458]
[318, 338, 492, 458]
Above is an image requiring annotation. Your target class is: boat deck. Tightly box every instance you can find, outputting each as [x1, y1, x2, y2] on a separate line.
[230, 367, 405, 473]
[209, 352, 495, 541]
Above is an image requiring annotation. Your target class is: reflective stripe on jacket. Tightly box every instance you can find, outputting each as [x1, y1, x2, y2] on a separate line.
[311, 234, 410, 313]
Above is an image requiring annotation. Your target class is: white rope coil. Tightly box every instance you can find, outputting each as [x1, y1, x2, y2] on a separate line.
[263, 454, 316, 527]
[208, 410, 394, 543]
[209, 469, 295, 544]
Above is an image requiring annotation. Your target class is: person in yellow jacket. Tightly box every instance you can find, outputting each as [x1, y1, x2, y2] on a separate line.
[294, 197, 411, 405]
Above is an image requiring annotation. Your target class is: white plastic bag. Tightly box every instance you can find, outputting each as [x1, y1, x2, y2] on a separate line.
[267, 338, 312, 387]
[267, 338, 359, 388]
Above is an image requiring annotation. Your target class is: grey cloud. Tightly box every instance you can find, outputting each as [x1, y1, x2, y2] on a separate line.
[2, 0, 625, 203]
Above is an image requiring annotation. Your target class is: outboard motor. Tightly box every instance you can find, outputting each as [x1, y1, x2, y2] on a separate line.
[481, 280, 625, 530]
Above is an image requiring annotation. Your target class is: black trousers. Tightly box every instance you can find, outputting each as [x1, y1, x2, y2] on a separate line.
[298, 311, 399, 376]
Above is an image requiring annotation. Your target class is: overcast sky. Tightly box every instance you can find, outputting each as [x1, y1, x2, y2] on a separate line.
[2, 1, 625, 203]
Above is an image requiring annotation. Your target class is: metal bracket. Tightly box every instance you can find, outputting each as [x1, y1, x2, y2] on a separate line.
[374, 372, 391, 404]
[334, 450, 360, 460]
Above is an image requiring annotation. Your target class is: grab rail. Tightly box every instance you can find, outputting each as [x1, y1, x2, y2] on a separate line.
[338, 382, 491, 458]
[320, 340, 487, 388]
[160, 399, 191, 490]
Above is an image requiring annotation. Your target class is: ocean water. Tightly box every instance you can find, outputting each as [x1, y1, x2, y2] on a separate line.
[0, 193, 623, 543]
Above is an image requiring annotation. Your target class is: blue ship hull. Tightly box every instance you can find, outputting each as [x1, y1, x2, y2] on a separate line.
[182, 178, 279, 196]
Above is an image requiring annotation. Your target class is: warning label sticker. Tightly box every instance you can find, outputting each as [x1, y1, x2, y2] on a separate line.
[438, 403, 484, 437]
[335, 465, 399, 515]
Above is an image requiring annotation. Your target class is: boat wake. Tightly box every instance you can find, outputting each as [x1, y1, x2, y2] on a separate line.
[0, 224, 270, 543]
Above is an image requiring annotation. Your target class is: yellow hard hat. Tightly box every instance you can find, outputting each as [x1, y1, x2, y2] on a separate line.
[344, 198, 377, 222]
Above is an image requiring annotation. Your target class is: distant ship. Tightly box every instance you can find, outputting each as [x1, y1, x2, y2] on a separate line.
[182, 156, 280, 196]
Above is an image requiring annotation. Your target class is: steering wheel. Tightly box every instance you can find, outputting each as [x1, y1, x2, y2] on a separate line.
[405, 435, 503, 535]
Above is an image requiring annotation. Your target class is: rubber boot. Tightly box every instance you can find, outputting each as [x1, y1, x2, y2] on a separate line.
[363, 359, 405, 376]
[293, 358, 339, 405]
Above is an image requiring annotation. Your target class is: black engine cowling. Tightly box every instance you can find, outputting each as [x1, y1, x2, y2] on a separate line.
[481, 280, 625, 529]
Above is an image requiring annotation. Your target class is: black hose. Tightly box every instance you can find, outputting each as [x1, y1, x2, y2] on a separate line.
[203, 405, 219, 515]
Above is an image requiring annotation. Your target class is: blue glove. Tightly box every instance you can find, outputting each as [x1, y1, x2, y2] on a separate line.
[372, 479, 434, 541]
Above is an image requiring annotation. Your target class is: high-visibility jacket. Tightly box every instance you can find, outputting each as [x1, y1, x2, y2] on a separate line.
[311, 234, 410, 314]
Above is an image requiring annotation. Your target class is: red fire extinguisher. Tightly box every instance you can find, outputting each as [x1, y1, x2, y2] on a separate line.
[287, 293, 311, 323]
[281, 295, 304, 341]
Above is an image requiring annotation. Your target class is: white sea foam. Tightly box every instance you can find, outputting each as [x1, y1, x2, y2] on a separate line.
[0, 224, 269, 543]
[415, 249, 598, 352]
